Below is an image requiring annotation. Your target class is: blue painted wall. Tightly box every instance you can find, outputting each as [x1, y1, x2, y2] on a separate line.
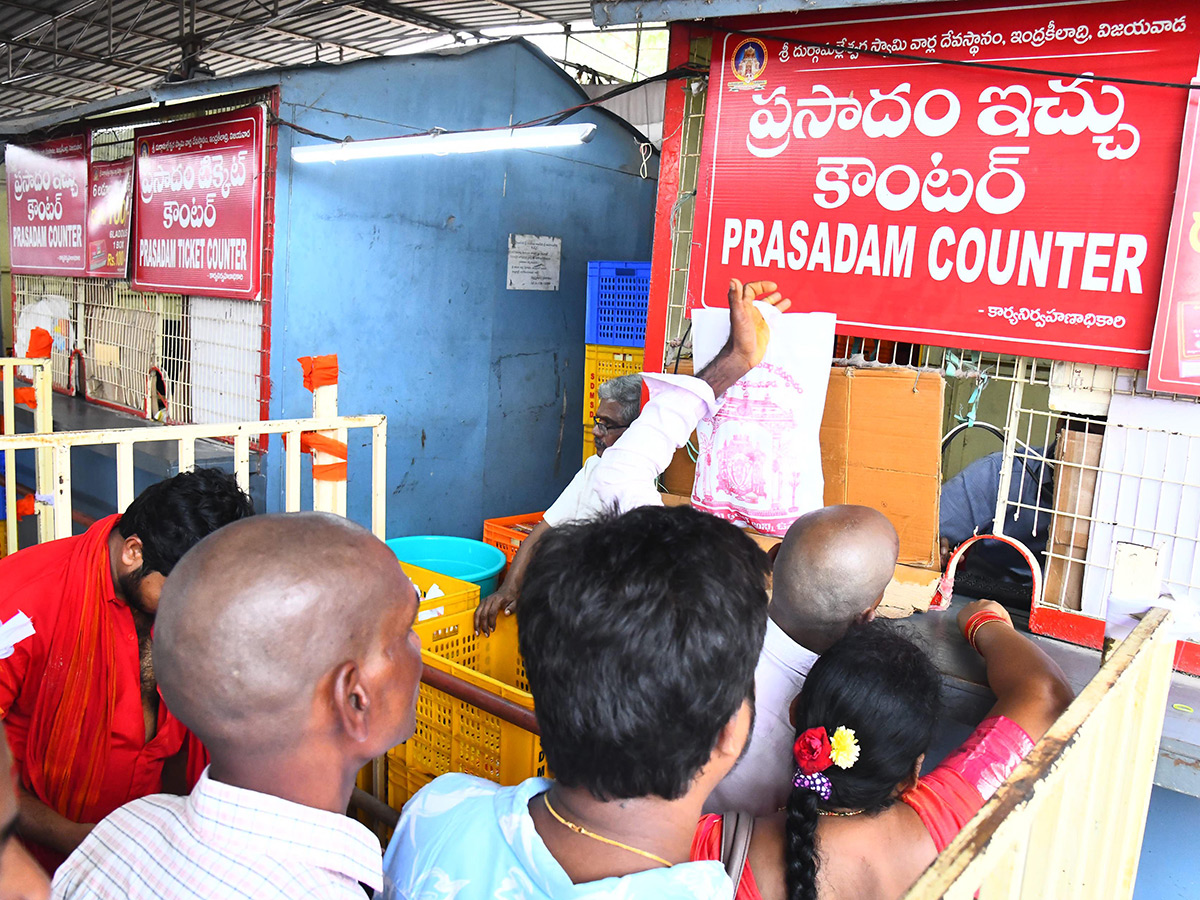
[267, 41, 657, 537]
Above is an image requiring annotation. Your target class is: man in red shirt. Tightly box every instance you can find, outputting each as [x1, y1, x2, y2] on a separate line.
[0, 468, 253, 873]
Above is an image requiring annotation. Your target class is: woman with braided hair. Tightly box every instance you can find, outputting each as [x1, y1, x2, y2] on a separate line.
[690, 601, 1074, 900]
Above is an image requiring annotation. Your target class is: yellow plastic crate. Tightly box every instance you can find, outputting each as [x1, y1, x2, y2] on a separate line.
[387, 610, 545, 811]
[582, 424, 597, 466]
[583, 343, 644, 425]
[399, 560, 480, 621]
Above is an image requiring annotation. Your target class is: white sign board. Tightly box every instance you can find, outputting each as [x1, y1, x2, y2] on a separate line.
[506, 234, 561, 291]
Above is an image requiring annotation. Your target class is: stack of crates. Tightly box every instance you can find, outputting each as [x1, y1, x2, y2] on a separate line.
[583, 260, 650, 464]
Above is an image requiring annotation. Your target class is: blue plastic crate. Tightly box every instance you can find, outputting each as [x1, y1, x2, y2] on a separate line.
[585, 261, 651, 347]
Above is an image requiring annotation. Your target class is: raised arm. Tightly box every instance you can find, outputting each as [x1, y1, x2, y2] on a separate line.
[591, 279, 791, 511]
[957, 599, 1075, 741]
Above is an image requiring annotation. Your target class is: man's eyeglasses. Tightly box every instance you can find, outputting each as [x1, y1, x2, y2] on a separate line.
[592, 416, 629, 435]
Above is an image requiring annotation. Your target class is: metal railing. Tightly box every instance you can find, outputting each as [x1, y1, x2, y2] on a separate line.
[1, 357, 54, 549]
[904, 607, 1175, 900]
[0, 411, 387, 545]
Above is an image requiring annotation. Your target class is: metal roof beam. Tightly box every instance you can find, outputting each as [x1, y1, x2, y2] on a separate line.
[0, 0, 287, 70]
[192, 1, 388, 56]
[0, 37, 173, 76]
[2, 62, 136, 91]
[338, 0, 480, 38]
[0, 79, 95, 102]
[479, 0, 552, 21]
[592, 0, 918, 27]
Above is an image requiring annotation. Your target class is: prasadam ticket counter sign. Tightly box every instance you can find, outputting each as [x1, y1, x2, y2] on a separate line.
[5, 105, 265, 301]
[689, 0, 1200, 368]
[132, 106, 266, 300]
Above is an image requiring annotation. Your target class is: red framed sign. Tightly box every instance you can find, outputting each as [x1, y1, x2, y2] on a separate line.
[1148, 80, 1200, 395]
[86, 158, 134, 278]
[5, 135, 89, 276]
[690, 1, 1200, 367]
[132, 106, 266, 300]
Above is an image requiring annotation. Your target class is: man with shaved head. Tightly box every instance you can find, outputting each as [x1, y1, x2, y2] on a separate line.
[705, 504, 899, 816]
[52, 512, 423, 900]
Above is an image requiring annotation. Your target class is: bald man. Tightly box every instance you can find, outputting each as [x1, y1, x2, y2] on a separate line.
[52, 513, 423, 900]
[705, 505, 899, 816]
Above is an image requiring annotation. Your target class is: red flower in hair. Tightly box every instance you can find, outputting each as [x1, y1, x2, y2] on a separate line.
[793, 726, 833, 775]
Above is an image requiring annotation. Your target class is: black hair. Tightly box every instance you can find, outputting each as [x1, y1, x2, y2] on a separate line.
[117, 468, 255, 576]
[785, 622, 941, 900]
[518, 504, 770, 801]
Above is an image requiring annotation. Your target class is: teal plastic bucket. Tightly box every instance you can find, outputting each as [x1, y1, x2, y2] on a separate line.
[385, 536, 507, 597]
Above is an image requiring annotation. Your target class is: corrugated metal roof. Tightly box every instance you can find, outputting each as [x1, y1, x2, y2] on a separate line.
[0, 0, 598, 123]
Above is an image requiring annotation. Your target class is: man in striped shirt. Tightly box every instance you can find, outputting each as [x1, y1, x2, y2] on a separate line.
[52, 513, 424, 899]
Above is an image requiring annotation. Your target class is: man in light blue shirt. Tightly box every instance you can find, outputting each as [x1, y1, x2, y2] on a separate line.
[383, 281, 785, 900]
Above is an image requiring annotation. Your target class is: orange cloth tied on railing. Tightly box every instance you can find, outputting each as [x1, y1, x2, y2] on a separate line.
[13, 388, 37, 409]
[26, 328, 53, 359]
[283, 431, 349, 482]
[15, 495, 36, 518]
[297, 355, 338, 392]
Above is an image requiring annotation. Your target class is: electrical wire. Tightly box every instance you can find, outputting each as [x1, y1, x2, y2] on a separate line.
[270, 62, 706, 146]
[720, 26, 1200, 91]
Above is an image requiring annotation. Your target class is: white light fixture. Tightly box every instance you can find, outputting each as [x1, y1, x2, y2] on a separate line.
[291, 123, 597, 163]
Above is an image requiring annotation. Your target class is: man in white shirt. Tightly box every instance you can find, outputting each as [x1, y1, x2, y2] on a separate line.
[704, 504, 900, 816]
[476, 277, 787, 635]
[52, 513, 424, 900]
[475, 373, 644, 635]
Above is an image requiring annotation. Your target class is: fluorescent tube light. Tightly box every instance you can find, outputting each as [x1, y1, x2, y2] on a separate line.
[291, 123, 597, 163]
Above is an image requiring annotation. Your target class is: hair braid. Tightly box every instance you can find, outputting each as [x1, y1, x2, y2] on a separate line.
[785, 784, 820, 900]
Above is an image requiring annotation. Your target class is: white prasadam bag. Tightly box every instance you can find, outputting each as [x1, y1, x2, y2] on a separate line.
[690, 305, 836, 536]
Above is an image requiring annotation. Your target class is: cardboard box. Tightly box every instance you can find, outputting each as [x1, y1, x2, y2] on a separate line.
[660, 430, 699, 496]
[820, 367, 945, 568]
[1043, 427, 1102, 611]
[877, 564, 941, 618]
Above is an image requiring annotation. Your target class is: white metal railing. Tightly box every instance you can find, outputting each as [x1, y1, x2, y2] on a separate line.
[904, 607, 1175, 900]
[1, 357, 55, 549]
[0, 412, 387, 548]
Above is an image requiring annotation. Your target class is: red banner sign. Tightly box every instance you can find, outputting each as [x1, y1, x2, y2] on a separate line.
[5, 136, 89, 276]
[690, 1, 1200, 367]
[132, 106, 265, 300]
[1149, 83, 1200, 395]
[86, 158, 134, 278]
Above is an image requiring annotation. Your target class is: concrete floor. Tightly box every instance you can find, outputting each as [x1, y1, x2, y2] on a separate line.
[1134, 786, 1200, 900]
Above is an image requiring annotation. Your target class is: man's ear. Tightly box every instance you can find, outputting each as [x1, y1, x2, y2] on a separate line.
[714, 698, 753, 762]
[859, 605, 877, 625]
[331, 661, 370, 743]
[120, 535, 145, 571]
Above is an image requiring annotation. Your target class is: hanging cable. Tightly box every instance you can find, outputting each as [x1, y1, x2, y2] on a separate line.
[719, 26, 1200, 91]
[270, 62, 706, 146]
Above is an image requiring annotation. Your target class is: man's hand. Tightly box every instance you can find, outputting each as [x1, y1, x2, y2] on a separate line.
[475, 586, 517, 636]
[698, 279, 791, 399]
[726, 278, 790, 371]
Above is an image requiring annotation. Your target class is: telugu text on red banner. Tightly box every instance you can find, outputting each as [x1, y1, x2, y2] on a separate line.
[689, 1, 1200, 367]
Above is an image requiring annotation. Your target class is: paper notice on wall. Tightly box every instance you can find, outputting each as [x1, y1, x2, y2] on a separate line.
[506, 234, 561, 291]
[690, 306, 836, 536]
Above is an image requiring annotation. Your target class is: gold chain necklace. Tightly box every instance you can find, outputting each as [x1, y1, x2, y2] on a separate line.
[542, 793, 673, 868]
[817, 807, 865, 817]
